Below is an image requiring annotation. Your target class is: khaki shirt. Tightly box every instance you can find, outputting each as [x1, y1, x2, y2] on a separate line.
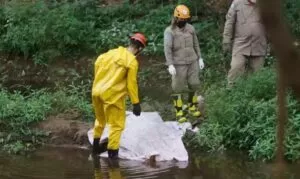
[223, 0, 267, 56]
[164, 23, 201, 65]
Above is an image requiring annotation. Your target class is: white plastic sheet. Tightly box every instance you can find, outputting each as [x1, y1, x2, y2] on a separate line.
[87, 111, 194, 162]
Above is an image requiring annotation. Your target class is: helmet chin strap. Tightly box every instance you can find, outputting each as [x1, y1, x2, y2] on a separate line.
[134, 47, 143, 56]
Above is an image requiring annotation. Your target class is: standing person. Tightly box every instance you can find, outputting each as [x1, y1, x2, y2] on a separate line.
[164, 4, 205, 123]
[223, 0, 268, 87]
[91, 32, 147, 159]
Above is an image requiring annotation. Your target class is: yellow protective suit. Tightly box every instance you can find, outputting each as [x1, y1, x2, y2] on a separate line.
[92, 46, 139, 150]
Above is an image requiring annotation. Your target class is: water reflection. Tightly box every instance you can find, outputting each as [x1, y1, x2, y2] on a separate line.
[90, 153, 189, 179]
[93, 155, 123, 179]
[1, 147, 300, 179]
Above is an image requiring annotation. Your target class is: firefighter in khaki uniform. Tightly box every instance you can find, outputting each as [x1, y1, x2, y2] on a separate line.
[223, 0, 268, 87]
[164, 4, 205, 123]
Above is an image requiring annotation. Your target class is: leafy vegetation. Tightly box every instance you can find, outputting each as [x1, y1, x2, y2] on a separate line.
[0, 0, 172, 63]
[185, 68, 300, 161]
[0, 87, 92, 154]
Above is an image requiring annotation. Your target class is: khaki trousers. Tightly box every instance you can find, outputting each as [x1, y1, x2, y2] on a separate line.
[172, 60, 201, 93]
[228, 54, 265, 85]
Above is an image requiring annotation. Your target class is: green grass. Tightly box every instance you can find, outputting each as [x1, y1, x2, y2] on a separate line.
[185, 68, 300, 161]
[0, 87, 92, 154]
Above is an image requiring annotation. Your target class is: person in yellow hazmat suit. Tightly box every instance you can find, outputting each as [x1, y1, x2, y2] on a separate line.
[92, 32, 147, 160]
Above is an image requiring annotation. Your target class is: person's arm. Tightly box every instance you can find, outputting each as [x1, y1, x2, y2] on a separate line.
[192, 26, 201, 59]
[223, 1, 237, 45]
[127, 60, 139, 104]
[164, 28, 174, 66]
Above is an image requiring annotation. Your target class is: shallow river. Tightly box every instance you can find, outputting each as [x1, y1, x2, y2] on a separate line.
[1, 147, 300, 179]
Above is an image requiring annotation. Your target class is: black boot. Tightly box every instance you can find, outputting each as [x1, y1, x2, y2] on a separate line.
[108, 149, 119, 160]
[93, 138, 108, 155]
[93, 138, 100, 155]
[108, 149, 119, 168]
[171, 94, 187, 123]
[188, 92, 201, 117]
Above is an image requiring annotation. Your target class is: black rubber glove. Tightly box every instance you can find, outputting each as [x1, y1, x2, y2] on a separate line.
[132, 103, 141, 116]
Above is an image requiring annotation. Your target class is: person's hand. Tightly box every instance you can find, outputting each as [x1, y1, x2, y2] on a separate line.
[223, 43, 232, 53]
[132, 103, 141, 116]
[199, 58, 205, 69]
[168, 65, 176, 76]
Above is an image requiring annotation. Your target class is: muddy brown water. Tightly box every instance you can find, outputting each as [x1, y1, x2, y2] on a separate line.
[1, 147, 300, 179]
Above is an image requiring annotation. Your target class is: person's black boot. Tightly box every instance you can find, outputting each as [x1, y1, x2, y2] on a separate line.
[93, 138, 100, 155]
[93, 138, 108, 155]
[108, 149, 119, 160]
[108, 149, 119, 168]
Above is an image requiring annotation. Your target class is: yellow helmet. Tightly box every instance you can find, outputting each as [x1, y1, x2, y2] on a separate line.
[173, 4, 190, 19]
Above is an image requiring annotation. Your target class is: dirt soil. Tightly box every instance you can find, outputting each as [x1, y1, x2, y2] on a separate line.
[37, 109, 93, 148]
[0, 54, 94, 91]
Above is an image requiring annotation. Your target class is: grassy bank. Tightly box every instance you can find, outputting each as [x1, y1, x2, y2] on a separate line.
[185, 68, 300, 161]
[0, 87, 93, 154]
